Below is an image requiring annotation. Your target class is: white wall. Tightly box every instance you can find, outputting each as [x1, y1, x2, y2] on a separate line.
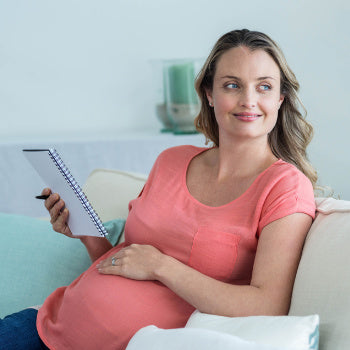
[0, 0, 349, 198]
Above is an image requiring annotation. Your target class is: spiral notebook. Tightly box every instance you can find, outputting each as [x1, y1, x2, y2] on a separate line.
[23, 149, 107, 237]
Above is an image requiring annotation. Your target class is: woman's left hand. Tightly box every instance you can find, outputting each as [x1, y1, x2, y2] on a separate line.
[97, 244, 165, 281]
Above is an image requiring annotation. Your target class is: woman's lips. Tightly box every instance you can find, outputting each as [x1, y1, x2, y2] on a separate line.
[233, 112, 262, 122]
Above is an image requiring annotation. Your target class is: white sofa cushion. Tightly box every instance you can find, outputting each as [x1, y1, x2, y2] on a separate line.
[126, 325, 288, 350]
[186, 310, 319, 350]
[83, 168, 147, 222]
[289, 197, 350, 350]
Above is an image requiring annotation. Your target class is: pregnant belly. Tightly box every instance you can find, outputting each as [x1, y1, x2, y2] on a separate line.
[38, 251, 194, 350]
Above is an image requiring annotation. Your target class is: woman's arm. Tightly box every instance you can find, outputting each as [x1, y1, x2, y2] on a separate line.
[98, 212, 312, 317]
[42, 188, 113, 262]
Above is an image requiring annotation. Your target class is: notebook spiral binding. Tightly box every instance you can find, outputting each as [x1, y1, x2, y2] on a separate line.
[48, 149, 107, 237]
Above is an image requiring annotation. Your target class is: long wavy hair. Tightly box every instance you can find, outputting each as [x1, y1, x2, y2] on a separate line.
[195, 29, 318, 188]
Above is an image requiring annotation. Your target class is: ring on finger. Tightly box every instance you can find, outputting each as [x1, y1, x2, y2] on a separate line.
[111, 257, 117, 266]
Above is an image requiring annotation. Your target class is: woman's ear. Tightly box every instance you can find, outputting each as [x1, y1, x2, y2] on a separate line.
[206, 89, 213, 107]
[278, 94, 285, 109]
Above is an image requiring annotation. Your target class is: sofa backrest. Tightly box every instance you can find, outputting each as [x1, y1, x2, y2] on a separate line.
[289, 197, 350, 350]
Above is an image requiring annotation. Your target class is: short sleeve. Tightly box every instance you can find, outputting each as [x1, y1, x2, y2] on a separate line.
[257, 168, 316, 236]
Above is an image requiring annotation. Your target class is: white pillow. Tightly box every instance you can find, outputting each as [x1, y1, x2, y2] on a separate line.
[126, 325, 287, 350]
[185, 310, 319, 350]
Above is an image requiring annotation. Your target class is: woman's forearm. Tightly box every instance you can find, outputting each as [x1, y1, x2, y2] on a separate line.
[154, 255, 288, 317]
[80, 236, 113, 262]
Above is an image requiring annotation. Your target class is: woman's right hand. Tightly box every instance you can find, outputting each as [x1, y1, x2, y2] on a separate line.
[41, 188, 113, 261]
[41, 188, 75, 238]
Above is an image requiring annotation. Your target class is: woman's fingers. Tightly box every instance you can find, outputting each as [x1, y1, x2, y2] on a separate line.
[51, 206, 66, 230]
[44, 192, 59, 211]
[41, 189, 73, 237]
[97, 256, 123, 275]
[52, 208, 73, 236]
[43, 192, 64, 223]
[41, 188, 51, 198]
[98, 253, 122, 269]
[97, 244, 163, 280]
[49, 199, 65, 223]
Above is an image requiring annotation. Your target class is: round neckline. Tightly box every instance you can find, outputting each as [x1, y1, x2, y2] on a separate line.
[182, 147, 284, 209]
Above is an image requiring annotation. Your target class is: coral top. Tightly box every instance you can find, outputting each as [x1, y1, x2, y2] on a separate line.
[37, 146, 316, 350]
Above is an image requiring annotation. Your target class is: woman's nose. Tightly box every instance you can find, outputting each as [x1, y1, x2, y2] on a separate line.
[239, 88, 256, 108]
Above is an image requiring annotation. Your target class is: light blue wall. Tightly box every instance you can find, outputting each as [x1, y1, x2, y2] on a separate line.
[0, 0, 349, 198]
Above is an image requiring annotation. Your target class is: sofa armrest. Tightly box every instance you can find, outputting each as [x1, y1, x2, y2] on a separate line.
[289, 197, 350, 350]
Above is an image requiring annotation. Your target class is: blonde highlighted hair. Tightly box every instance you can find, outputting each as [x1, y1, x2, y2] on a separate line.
[195, 29, 317, 188]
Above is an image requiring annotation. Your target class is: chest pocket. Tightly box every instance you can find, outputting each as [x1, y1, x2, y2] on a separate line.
[188, 227, 240, 282]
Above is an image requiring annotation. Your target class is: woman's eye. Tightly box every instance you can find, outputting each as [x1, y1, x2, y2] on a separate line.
[259, 84, 271, 91]
[226, 83, 239, 89]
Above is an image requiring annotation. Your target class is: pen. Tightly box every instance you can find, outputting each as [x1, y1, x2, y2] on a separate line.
[35, 195, 50, 200]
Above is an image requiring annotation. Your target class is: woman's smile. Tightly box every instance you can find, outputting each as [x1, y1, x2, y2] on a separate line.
[233, 112, 262, 122]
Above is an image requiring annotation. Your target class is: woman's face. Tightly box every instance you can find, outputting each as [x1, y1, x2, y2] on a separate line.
[206, 46, 284, 143]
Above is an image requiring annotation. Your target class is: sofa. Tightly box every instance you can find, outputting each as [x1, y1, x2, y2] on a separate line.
[1, 168, 349, 350]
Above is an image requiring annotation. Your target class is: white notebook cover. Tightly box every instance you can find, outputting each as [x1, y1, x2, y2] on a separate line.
[23, 149, 107, 237]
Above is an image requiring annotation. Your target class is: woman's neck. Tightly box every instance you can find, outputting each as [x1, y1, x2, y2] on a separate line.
[211, 137, 278, 181]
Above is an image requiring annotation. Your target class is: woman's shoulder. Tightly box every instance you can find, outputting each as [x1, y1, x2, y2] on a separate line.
[270, 160, 312, 186]
[156, 145, 209, 163]
[146, 145, 209, 181]
[261, 159, 314, 200]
